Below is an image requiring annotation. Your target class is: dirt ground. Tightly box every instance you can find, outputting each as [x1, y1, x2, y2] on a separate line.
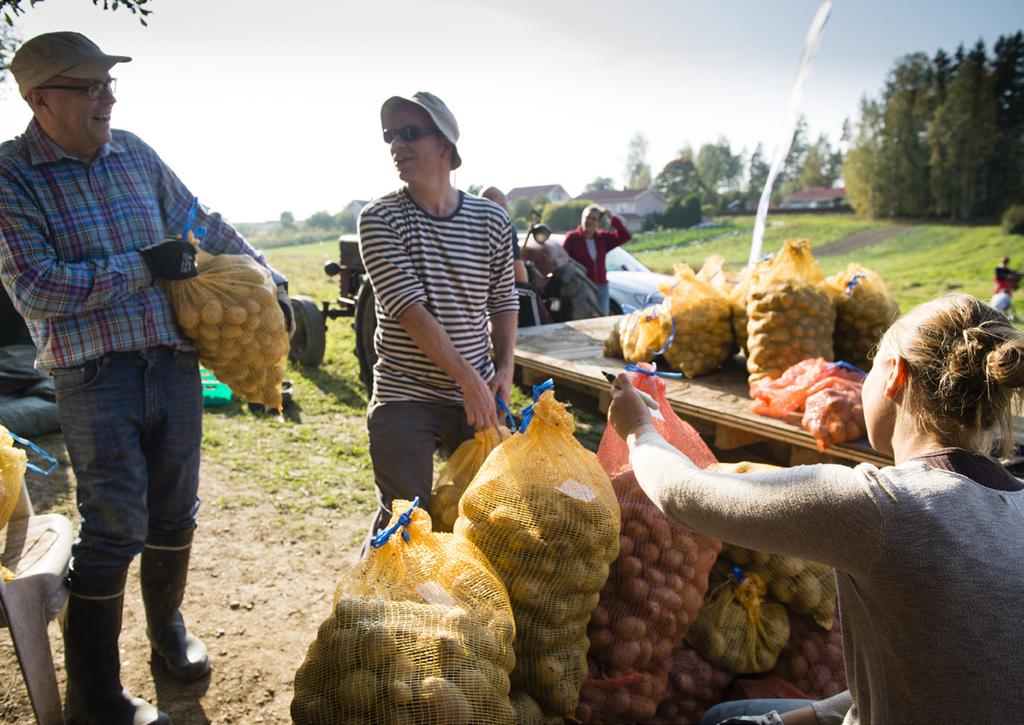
[1, 449, 368, 724]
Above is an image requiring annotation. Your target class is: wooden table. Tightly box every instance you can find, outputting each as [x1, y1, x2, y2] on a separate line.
[514, 317, 892, 468]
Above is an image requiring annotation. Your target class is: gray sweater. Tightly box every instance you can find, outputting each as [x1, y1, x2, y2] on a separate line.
[629, 430, 1024, 725]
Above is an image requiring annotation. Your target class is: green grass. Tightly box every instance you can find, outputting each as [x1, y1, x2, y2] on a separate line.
[632, 214, 1019, 317]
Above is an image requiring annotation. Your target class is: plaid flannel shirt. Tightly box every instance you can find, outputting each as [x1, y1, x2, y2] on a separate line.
[0, 120, 284, 371]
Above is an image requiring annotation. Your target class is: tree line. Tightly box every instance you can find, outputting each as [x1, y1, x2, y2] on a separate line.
[844, 32, 1024, 221]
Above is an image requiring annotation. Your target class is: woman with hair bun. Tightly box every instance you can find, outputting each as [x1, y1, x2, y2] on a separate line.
[608, 293, 1024, 725]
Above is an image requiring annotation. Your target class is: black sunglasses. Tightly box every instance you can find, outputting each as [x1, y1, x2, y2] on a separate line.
[382, 125, 441, 144]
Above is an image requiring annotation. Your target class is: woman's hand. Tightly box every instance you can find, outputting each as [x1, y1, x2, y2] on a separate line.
[607, 373, 653, 439]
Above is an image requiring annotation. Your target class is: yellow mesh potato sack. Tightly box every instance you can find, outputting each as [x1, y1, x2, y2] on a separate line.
[746, 240, 836, 382]
[619, 303, 672, 365]
[292, 501, 517, 725]
[728, 258, 770, 358]
[661, 263, 733, 378]
[721, 544, 837, 631]
[430, 426, 509, 533]
[685, 564, 790, 674]
[454, 387, 620, 719]
[826, 264, 898, 370]
[164, 245, 290, 411]
[0, 425, 26, 530]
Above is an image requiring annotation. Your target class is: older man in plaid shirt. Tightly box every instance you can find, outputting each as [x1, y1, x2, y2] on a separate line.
[0, 32, 291, 725]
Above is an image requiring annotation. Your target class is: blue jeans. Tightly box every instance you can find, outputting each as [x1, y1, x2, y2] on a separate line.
[699, 698, 815, 724]
[597, 282, 610, 316]
[53, 346, 202, 577]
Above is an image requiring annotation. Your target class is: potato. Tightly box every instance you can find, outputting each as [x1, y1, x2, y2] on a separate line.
[420, 676, 472, 725]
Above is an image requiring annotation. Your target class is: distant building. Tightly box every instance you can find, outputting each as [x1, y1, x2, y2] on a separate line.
[343, 199, 369, 215]
[507, 184, 571, 205]
[573, 187, 668, 232]
[780, 187, 847, 210]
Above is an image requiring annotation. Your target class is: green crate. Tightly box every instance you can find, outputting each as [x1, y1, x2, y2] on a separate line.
[200, 367, 232, 407]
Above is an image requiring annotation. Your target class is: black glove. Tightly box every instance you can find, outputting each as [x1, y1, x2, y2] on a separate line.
[140, 240, 198, 281]
[276, 283, 295, 336]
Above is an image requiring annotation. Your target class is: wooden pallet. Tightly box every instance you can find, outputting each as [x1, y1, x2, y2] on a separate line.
[514, 317, 892, 468]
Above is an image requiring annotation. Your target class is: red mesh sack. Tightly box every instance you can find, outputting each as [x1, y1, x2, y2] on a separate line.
[654, 644, 734, 724]
[598, 363, 718, 478]
[587, 470, 721, 675]
[728, 674, 811, 700]
[749, 358, 864, 419]
[801, 378, 865, 451]
[772, 611, 846, 699]
[576, 665, 668, 724]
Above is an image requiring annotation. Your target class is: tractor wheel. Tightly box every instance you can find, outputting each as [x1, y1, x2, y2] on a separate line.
[288, 295, 326, 367]
[354, 283, 378, 394]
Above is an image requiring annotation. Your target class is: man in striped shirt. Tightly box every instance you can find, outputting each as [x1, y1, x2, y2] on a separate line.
[0, 33, 289, 725]
[359, 92, 518, 548]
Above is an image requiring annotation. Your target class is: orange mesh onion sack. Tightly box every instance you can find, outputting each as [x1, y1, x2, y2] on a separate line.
[685, 564, 790, 674]
[453, 386, 620, 719]
[827, 264, 898, 371]
[292, 501, 517, 725]
[597, 363, 718, 478]
[430, 426, 509, 533]
[802, 377, 866, 451]
[654, 644, 735, 724]
[659, 264, 734, 378]
[772, 611, 847, 699]
[749, 358, 864, 418]
[746, 239, 836, 383]
[164, 242, 290, 410]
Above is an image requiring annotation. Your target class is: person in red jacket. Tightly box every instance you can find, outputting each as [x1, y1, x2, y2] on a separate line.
[562, 204, 632, 315]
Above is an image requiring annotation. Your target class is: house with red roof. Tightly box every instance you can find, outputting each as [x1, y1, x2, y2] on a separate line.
[780, 187, 847, 209]
[573, 188, 668, 232]
[506, 184, 571, 205]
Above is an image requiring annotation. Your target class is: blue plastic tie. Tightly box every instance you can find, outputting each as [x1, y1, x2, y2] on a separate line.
[496, 396, 516, 431]
[7, 432, 58, 475]
[845, 273, 864, 296]
[518, 378, 554, 433]
[180, 197, 199, 241]
[370, 496, 420, 549]
[732, 565, 746, 584]
[829, 360, 867, 378]
[624, 362, 683, 379]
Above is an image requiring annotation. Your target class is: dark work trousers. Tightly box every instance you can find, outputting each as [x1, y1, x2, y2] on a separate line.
[363, 400, 475, 555]
[53, 346, 202, 577]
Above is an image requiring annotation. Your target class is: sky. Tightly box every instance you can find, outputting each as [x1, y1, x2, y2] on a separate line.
[1, 0, 1022, 223]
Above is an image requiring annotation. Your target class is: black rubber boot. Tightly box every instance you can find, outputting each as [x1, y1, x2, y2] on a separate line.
[140, 526, 210, 682]
[63, 569, 171, 725]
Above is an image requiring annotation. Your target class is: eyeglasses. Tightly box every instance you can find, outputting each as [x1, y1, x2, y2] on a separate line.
[35, 79, 117, 101]
[382, 125, 441, 144]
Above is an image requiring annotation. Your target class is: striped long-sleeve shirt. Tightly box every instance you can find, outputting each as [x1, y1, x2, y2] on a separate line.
[358, 189, 518, 403]
[0, 119, 284, 371]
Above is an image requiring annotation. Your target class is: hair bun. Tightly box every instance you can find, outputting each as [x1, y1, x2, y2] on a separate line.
[984, 339, 1024, 389]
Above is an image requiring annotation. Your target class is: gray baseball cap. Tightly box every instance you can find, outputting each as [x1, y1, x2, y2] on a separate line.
[380, 91, 461, 170]
[11, 31, 131, 98]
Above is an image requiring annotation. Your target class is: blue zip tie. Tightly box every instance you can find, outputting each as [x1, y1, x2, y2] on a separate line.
[732, 565, 745, 584]
[496, 396, 516, 431]
[829, 360, 867, 378]
[624, 363, 683, 379]
[181, 196, 199, 242]
[845, 273, 864, 296]
[518, 378, 554, 433]
[369, 496, 420, 549]
[7, 432, 58, 475]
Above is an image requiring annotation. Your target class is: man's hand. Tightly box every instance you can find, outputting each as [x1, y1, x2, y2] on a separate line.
[460, 370, 499, 431]
[607, 373, 653, 440]
[140, 240, 198, 281]
[276, 284, 295, 337]
[488, 364, 513, 415]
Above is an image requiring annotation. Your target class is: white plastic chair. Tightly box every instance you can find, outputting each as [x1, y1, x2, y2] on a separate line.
[0, 479, 73, 724]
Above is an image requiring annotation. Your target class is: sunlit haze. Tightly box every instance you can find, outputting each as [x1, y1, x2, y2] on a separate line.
[2, 0, 1021, 222]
